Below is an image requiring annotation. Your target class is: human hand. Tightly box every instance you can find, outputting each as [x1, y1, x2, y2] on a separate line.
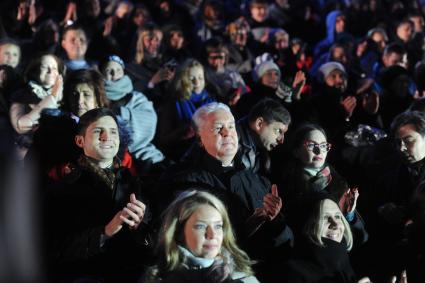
[262, 184, 282, 221]
[292, 71, 306, 100]
[340, 96, 357, 119]
[358, 277, 372, 283]
[28, 0, 37, 24]
[123, 193, 146, 230]
[339, 187, 359, 214]
[17, 1, 28, 21]
[61, 1, 77, 26]
[149, 68, 174, 86]
[390, 270, 407, 283]
[51, 75, 63, 103]
[103, 16, 114, 37]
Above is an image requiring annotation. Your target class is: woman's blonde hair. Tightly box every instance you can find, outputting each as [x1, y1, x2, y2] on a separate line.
[157, 190, 253, 275]
[172, 58, 205, 100]
[134, 24, 163, 64]
[304, 198, 353, 251]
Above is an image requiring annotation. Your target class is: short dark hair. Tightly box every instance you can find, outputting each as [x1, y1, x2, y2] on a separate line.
[62, 23, 87, 40]
[247, 99, 291, 125]
[24, 53, 65, 83]
[77, 108, 118, 135]
[391, 111, 425, 137]
[383, 42, 406, 56]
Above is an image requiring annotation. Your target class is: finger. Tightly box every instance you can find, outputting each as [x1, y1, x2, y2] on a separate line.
[127, 202, 145, 218]
[120, 215, 136, 227]
[130, 193, 136, 203]
[123, 207, 140, 223]
[271, 184, 278, 196]
[389, 276, 396, 283]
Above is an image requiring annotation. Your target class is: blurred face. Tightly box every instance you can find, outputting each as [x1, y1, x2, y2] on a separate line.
[184, 204, 224, 259]
[261, 69, 280, 89]
[254, 119, 288, 151]
[76, 116, 120, 168]
[410, 15, 424, 33]
[335, 16, 345, 33]
[143, 31, 162, 56]
[0, 44, 20, 68]
[371, 32, 387, 52]
[397, 22, 413, 42]
[189, 66, 205, 94]
[250, 3, 268, 23]
[72, 83, 98, 117]
[198, 109, 238, 166]
[320, 199, 345, 243]
[115, 2, 131, 18]
[382, 52, 405, 68]
[296, 130, 329, 169]
[325, 69, 347, 91]
[395, 124, 425, 164]
[103, 61, 124, 81]
[62, 29, 88, 60]
[169, 31, 184, 50]
[331, 47, 347, 65]
[207, 51, 226, 71]
[231, 28, 248, 47]
[274, 33, 289, 50]
[39, 55, 59, 88]
[133, 9, 145, 27]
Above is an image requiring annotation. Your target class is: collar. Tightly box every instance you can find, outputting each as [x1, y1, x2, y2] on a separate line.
[178, 246, 215, 268]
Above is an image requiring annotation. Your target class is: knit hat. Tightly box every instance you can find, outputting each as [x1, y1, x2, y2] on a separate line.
[107, 55, 125, 68]
[254, 59, 281, 82]
[318, 61, 346, 80]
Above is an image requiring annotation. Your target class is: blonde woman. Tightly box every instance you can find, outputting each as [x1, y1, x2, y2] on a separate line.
[283, 193, 371, 283]
[141, 190, 259, 283]
[157, 58, 217, 160]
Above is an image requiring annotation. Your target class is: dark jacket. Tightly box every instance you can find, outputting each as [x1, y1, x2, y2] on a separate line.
[44, 158, 153, 282]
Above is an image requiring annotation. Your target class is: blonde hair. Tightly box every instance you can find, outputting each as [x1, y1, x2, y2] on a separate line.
[157, 190, 253, 275]
[134, 25, 163, 64]
[172, 58, 205, 100]
[304, 198, 353, 251]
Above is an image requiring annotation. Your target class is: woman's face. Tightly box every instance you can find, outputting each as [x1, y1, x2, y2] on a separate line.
[143, 31, 162, 56]
[169, 31, 184, 50]
[183, 204, 224, 259]
[320, 199, 345, 243]
[72, 83, 97, 117]
[103, 61, 124, 81]
[39, 55, 59, 88]
[189, 66, 205, 94]
[295, 130, 329, 169]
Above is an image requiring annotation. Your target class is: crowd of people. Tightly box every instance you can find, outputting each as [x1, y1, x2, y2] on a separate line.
[2, 0, 425, 282]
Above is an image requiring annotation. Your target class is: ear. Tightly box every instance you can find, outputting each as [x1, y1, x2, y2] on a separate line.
[75, 135, 84, 148]
[254, 117, 264, 131]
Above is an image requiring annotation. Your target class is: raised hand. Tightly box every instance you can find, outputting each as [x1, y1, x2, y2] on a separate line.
[263, 184, 283, 221]
[340, 96, 357, 119]
[339, 187, 359, 214]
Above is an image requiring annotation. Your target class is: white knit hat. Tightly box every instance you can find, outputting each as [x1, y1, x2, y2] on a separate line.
[318, 61, 346, 80]
[254, 60, 281, 81]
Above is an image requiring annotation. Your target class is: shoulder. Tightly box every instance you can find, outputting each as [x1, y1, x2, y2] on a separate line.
[231, 272, 260, 283]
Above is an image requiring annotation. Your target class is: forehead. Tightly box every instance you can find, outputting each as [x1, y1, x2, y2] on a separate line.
[87, 116, 118, 130]
[41, 55, 57, 64]
[64, 29, 86, 39]
[189, 204, 222, 220]
[189, 66, 204, 76]
[268, 121, 288, 130]
[105, 61, 123, 70]
[0, 44, 19, 53]
[306, 129, 327, 142]
[75, 83, 94, 91]
[205, 109, 234, 124]
[322, 199, 340, 213]
[327, 69, 345, 78]
[396, 123, 420, 138]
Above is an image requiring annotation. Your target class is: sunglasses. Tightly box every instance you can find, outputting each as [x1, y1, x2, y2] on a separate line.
[304, 140, 332, 152]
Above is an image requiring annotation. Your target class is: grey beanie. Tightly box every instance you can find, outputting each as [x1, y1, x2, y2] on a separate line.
[319, 61, 346, 80]
[255, 60, 281, 81]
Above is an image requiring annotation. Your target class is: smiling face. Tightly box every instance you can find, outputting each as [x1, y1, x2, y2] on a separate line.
[320, 199, 345, 243]
[261, 69, 280, 89]
[189, 66, 205, 94]
[198, 109, 238, 166]
[75, 115, 120, 168]
[184, 204, 224, 259]
[295, 130, 329, 169]
[103, 61, 124, 81]
[395, 123, 425, 164]
[253, 118, 288, 151]
[39, 55, 59, 88]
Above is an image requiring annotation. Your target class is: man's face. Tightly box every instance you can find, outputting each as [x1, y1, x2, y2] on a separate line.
[335, 16, 345, 33]
[0, 44, 20, 68]
[143, 31, 162, 56]
[250, 3, 268, 23]
[260, 69, 280, 89]
[325, 69, 347, 92]
[395, 124, 425, 164]
[371, 32, 387, 52]
[253, 119, 288, 151]
[331, 47, 348, 65]
[76, 116, 120, 168]
[383, 52, 406, 68]
[207, 51, 226, 71]
[61, 29, 88, 60]
[198, 109, 238, 165]
[396, 22, 413, 43]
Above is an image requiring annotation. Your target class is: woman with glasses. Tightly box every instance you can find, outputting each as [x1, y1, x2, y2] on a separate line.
[279, 123, 368, 247]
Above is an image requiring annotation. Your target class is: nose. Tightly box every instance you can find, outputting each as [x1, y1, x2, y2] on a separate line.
[328, 216, 339, 228]
[277, 134, 284, 144]
[78, 93, 85, 106]
[205, 226, 216, 239]
[99, 130, 109, 141]
[400, 141, 407, 152]
[220, 126, 230, 136]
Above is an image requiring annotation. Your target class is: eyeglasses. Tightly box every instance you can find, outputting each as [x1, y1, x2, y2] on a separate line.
[304, 140, 332, 152]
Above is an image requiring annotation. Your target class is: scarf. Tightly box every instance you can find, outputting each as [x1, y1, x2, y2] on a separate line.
[175, 90, 215, 121]
[28, 80, 52, 100]
[104, 75, 134, 101]
[77, 155, 120, 191]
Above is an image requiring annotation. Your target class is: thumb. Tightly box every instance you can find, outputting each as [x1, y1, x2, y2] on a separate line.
[271, 184, 278, 197]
